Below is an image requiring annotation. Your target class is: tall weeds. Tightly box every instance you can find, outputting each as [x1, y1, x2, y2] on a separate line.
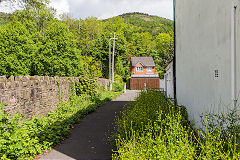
[112, 91, 240, 159]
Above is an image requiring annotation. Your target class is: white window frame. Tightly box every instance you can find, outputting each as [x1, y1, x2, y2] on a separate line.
[136, 67, 143, 72]
[147, 66, 152, 72]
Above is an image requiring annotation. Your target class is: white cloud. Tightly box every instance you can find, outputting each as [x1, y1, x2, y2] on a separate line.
[0, 1, 21, 13]
[52, 0, 173, 20]
[50, 0, 70, 16]
[0, 0, 173, 20]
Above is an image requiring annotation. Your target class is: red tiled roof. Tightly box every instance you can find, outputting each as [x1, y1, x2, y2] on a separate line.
[131, 57, 155, 67]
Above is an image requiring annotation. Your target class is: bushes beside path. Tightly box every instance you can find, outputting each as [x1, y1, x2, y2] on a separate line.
[0, 83, 122, 159]
[112, 91, 240, 159]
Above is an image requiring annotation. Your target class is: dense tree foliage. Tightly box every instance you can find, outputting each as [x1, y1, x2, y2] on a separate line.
[62, 14, 174, 80]
[0, 7, 85, 77]
[119, 12, 173, 35]
[0, 5, 173, 80]
[0, 12, 11, 25]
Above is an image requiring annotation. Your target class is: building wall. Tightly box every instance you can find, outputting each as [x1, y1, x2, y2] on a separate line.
[0, 76, 109, 118]
[131, 63, 156, 75]
[164, 61, 174, 99]
[176, 0, 240, 127]
[160, 79, 165, 91]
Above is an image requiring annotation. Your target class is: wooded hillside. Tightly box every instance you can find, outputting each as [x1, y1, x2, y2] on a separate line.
[0, 6, 173, 81]
[0, 12, 11, 26]
[119, 12, 173, 35]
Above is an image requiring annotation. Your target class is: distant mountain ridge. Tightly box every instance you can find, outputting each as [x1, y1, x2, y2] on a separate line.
[118, 12, 173, 35]
[0, 12, 173, 35]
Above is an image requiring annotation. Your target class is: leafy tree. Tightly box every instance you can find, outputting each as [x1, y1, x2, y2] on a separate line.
[0, 12, 11, 25]
[13, 5, 55, 33]
[152, 33, 174, 71]
[81, 56, 102, 78]
[0, 4, 174, 81]
[0, 20, 36, 77]
[31, 21, 83, 76]
[130, 32, 154, 56]
[75, 17, 103, 55]
[0, 5, 84, 77]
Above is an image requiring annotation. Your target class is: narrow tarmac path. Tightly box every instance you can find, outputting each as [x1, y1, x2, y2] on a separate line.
[40, 90, 140, 160]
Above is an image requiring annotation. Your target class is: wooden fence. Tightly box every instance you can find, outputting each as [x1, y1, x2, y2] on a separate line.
[130, 78, 160, 90]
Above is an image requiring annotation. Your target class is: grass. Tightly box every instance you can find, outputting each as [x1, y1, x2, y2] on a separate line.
[0, 88, 122, 160]
[112, 91, 240, 159]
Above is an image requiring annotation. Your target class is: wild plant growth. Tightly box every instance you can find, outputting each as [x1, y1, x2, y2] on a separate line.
[0, 87, 121, 159]
[113, 91, 240, 159]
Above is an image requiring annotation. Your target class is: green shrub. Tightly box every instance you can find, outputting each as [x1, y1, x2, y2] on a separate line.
[0, 88, 121, 159]
[112, 82, 123, 92]
[113, 91, 188, 140]
[112, 91, 240, 160]
[112, 74, 124, 92]
[0, 104, 46, 160]
[199, 108, 240, 158]
[113, 108, 195, 160]
[75, 76, 98, 97]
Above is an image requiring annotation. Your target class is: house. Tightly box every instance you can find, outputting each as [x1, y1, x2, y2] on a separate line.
[130, 57, 160, 90]
[164, 58, 174, 99]
[174, 0, 240, 127]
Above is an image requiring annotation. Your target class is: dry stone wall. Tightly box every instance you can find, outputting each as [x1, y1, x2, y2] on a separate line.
[0, 76, 108, 118]
[98, 78, 109, 90]
[0, 76, 78, 118]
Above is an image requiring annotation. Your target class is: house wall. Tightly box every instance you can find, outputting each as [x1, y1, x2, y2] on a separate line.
[131, 63, 156, 75]
[176, 0, 240, 127]
[160, 79, 165, 91]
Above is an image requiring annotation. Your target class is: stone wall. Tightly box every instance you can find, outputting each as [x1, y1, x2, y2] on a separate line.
[98, 78, 109, 90]
[0, 76, 108, 118]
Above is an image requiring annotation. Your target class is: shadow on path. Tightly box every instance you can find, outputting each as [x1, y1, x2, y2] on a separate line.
[40, 90, 140, 160]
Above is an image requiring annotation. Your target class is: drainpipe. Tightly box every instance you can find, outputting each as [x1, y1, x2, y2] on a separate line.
[173, 0, 177, 105]
[232, 4, 237, 109]
[165, 75, 168, 96]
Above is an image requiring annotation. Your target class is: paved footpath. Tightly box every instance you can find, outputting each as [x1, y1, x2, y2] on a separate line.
[40, 90, 140, 160]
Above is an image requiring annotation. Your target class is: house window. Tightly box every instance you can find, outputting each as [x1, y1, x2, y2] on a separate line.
[136, 67, 143, 72]
[147, 67, 152, 72]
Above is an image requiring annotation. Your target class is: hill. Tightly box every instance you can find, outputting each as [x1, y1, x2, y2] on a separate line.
[119, 12, 173, 35]
[0, 12, 11, 26]
[0, 12, 173, 35]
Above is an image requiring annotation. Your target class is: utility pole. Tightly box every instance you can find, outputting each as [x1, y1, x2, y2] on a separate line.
[109, 33, 117, 91]
[112, 33, 116, 84]
[109, 38, 112, 91]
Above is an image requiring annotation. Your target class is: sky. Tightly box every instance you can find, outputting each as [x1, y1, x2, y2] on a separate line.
[0, 0, 173, 20]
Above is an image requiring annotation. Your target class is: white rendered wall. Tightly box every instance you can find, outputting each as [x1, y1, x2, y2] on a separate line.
[165, 61, 174, 99]
[176, 0, 240, 127]
[160, 79, 165, 91]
